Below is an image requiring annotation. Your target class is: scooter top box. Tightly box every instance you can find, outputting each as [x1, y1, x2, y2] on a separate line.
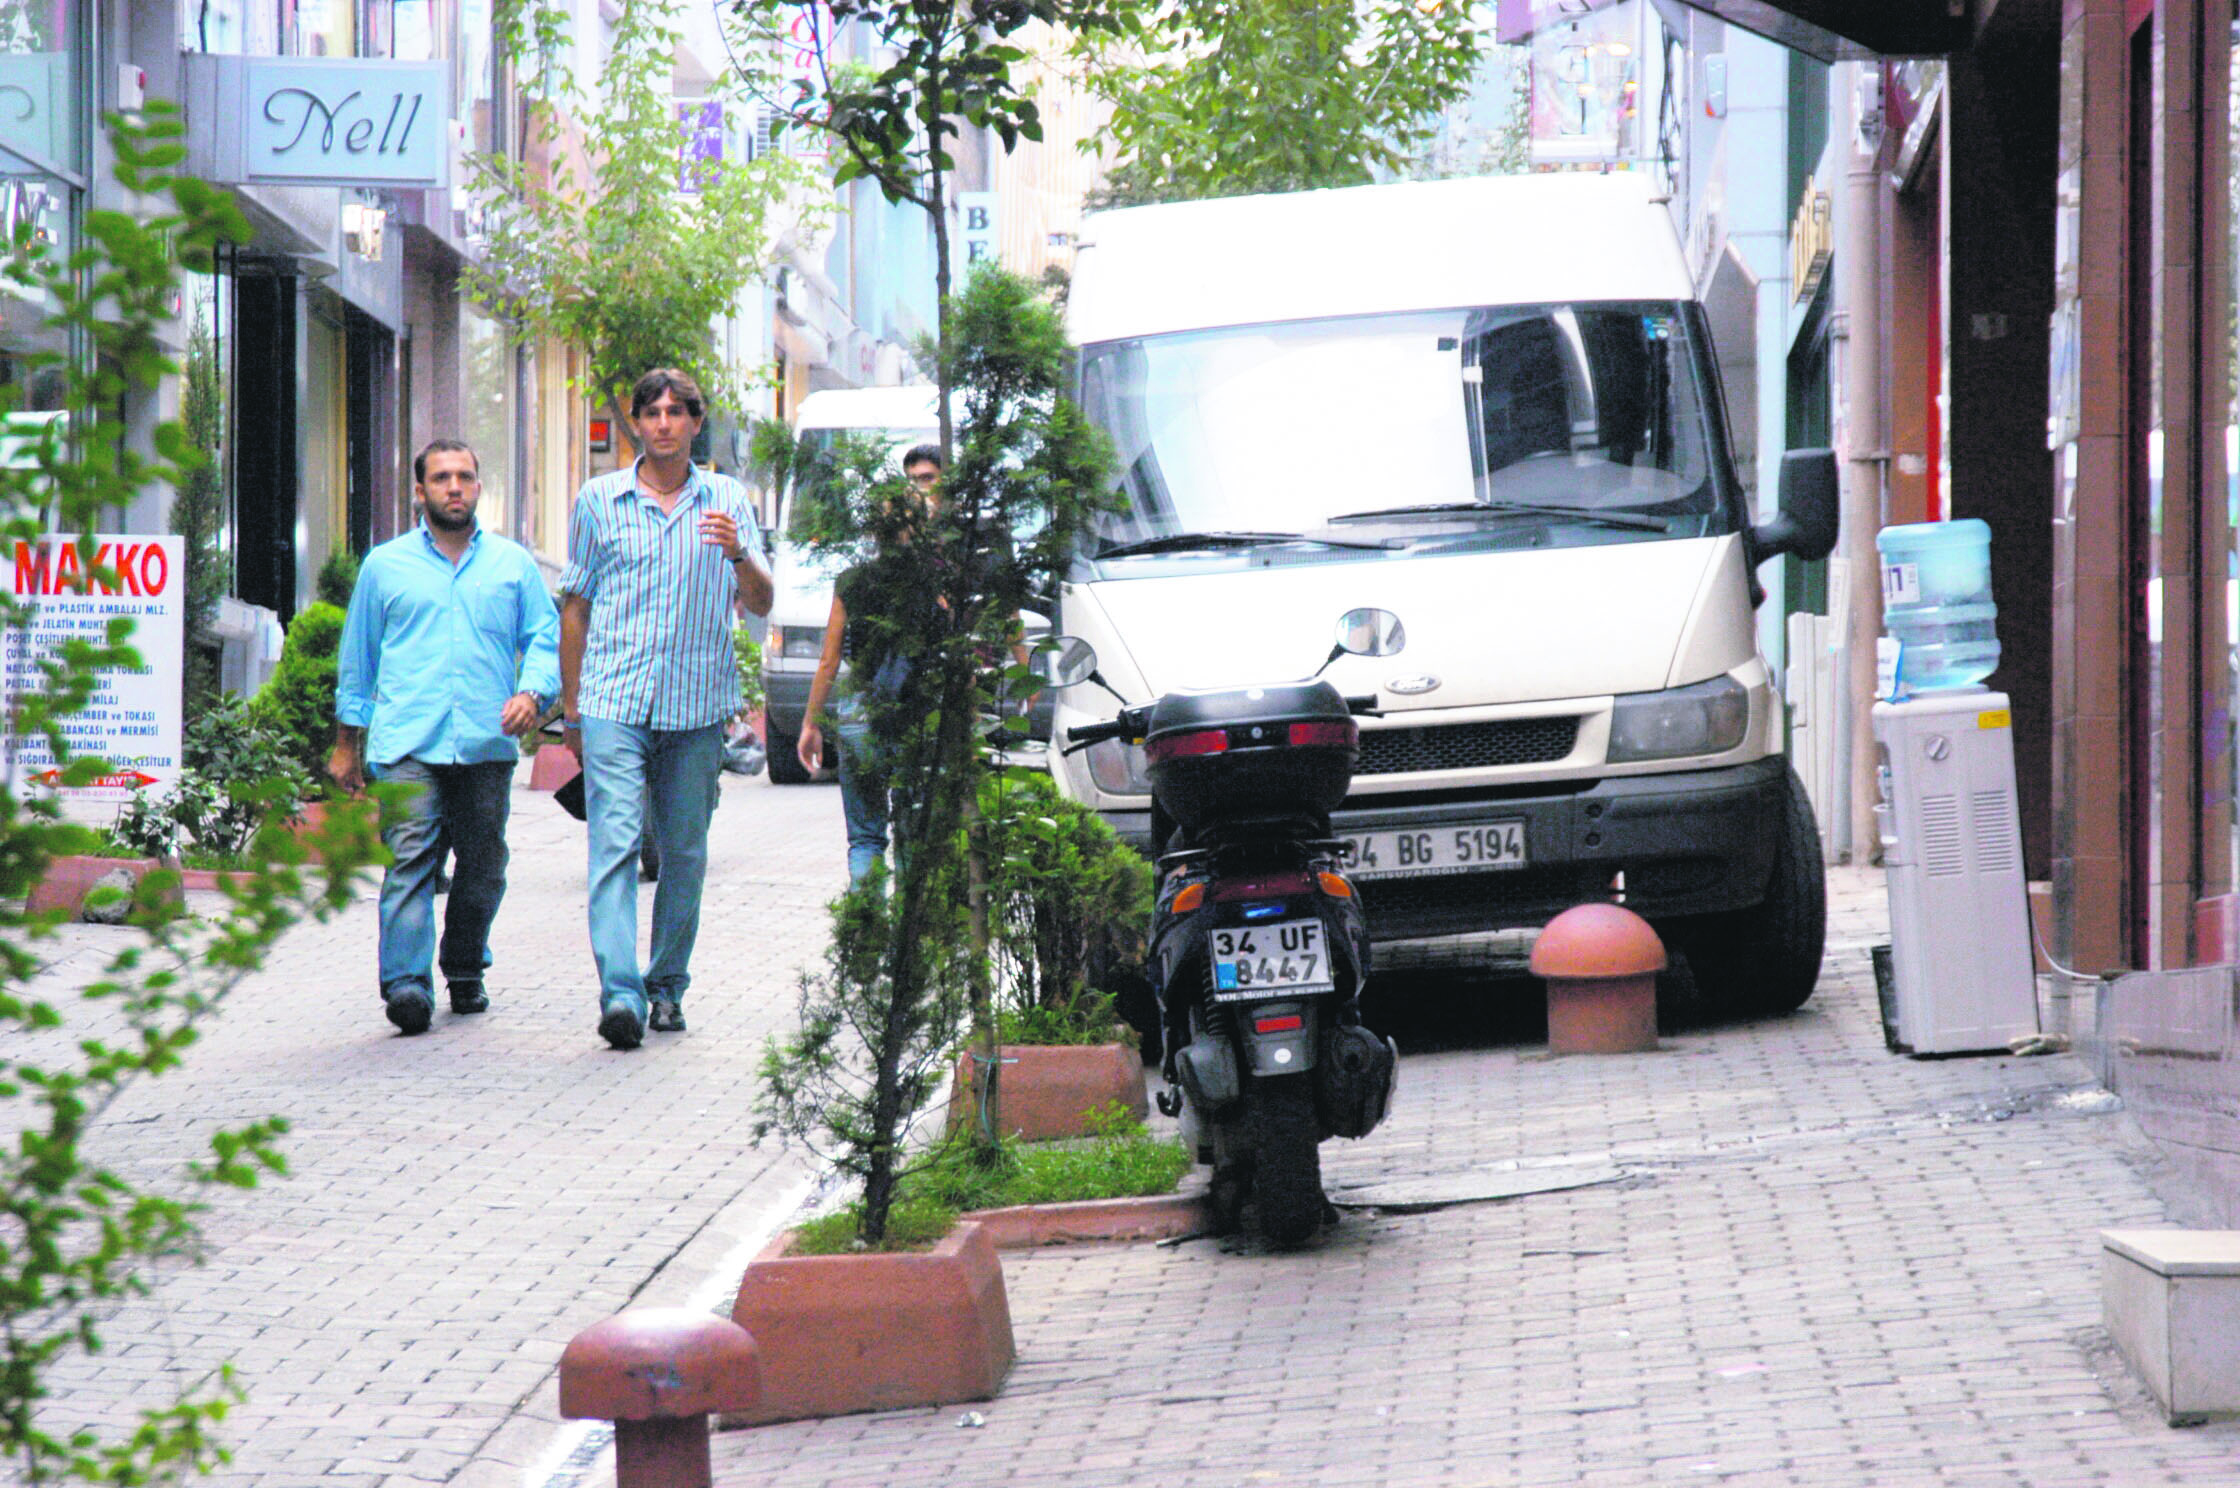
[1144, 680, 1358, 833]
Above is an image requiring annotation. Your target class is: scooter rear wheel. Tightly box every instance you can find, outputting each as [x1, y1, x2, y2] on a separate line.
[1250, 1076, 1324, 1247]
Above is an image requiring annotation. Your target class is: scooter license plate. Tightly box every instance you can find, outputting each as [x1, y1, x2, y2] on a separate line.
[1209, 919, 1334, 999]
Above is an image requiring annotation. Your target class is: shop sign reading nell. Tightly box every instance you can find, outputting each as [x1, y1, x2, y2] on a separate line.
[245, 59, 448, 188]
[1, 536, 184, 801]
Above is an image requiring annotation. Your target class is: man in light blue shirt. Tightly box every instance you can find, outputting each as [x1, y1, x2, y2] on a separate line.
[560, 368, 773, 1050]
[331, 439, 561, 1036]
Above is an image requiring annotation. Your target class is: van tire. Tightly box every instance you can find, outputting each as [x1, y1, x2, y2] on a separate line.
[1668, 762, 1825, 1019]
[764, 719, 811, 784]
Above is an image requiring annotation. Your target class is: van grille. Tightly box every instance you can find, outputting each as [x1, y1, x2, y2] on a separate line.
[1357, 868, 1605, 939]
[1357, 717, 1580, 775]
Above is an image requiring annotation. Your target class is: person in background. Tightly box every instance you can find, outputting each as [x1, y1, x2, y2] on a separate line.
[331, 438, 560, 1035]
[559, 368, 774, 1049]
[797, 445, 945, 884]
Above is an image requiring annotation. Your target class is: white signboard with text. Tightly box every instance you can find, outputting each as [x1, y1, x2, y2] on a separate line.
[2, 535, 184, 800]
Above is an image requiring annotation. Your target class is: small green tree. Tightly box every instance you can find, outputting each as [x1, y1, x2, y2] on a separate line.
[756, 267, 1114, 1244]
[1078, 0, 1484, 206]
[0, 103, 382, 1482]
[467, 0, 814, 427]
[981, 767, 1151, 1043]
[170, 307, 229, 716]
[248, 602, 346, 779]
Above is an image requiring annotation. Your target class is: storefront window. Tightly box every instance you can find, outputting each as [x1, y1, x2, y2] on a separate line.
[1, 0, 81, 434]
[461, 308, 515, 535]
[180, 1, 408, 56]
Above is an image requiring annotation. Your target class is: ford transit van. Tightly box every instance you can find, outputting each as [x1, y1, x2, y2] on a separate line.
[1052, 173, 1837, 1017]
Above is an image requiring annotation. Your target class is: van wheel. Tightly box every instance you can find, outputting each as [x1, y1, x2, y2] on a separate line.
[764, 719, 810, 784]
[1667, 763, 1825, 1019]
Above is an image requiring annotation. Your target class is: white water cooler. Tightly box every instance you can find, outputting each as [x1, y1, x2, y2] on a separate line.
[1871, 691, 2040, 1054]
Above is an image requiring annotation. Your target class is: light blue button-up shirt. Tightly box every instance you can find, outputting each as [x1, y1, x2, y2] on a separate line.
[335, 525, 562, 768]
[559, 461, 763, 731]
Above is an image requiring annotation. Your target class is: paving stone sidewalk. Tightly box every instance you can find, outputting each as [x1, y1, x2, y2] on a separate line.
[10, 771, 849, 1488]
[697, 868, 2240, 1488]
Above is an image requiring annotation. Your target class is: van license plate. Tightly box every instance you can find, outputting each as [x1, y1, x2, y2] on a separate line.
[1210, 920, 1334, 997]
[1342, 821, 1527, 878]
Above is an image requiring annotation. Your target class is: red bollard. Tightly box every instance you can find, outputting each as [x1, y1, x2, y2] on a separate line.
[558, 1309, 760, 1488]
[1529, 903, 1665, 1055]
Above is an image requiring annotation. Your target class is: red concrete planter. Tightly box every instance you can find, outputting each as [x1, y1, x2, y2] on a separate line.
[178, 867, 256, 892]
[724, 1220, 1013, 1427]
[27, 855, 161, 917]
[948, 1043, 1147, 1142]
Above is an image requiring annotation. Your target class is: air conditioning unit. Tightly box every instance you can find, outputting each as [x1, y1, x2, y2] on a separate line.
[1872, 690, 2040, 1054]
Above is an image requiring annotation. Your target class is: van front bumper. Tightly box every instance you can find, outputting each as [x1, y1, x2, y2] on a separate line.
[1109, 756, 1788, 941]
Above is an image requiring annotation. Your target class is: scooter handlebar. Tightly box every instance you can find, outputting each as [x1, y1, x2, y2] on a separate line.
[1344, 694, 1383, 717]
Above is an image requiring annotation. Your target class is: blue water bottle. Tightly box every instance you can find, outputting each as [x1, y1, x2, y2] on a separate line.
[1876, 519, 1999, 694]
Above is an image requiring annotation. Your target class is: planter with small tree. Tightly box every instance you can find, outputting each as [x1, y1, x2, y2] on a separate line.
[950, 768, 1154, 1143]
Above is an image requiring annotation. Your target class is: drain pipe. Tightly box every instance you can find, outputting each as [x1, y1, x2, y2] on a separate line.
[1835, 64, 1891, 865]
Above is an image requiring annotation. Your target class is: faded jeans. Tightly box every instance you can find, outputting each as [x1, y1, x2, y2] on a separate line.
[836, 697, 905, 884]
[372, 757, 515, 1000]
[580, 717, 725, 1012]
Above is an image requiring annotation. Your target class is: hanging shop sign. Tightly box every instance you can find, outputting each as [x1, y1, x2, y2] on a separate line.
[2, 536, 184, 800]
[1791, 178, 1832, 304]
[0, 52, 67, 172]
[186, 56, 449, 190]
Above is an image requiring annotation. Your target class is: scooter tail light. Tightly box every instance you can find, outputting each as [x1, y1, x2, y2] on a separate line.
[1253, 1014, 1304, 1034]
[1288, 720, 1357, 748]
[1170, 881, 1206, 914]
[1317, 871, 1354, 898]
[1145, 728, 1229, 764]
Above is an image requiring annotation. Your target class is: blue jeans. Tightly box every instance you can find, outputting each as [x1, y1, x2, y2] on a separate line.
[581, 718, 724, 1010]
[837, 706, 898, 884]
[372, 757, 515, 999]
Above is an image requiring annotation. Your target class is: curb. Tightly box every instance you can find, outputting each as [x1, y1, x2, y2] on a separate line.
[962, 1189, 1207, 1249]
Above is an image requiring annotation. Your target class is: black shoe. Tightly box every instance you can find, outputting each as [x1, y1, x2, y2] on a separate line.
[598, 997, 645, 1051]
[384, 987, 433, 1035]
[648, 995, 686, 1033]
[448, 981, 489, 1015]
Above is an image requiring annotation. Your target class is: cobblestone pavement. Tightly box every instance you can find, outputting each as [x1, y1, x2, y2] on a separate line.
[13, 770, 847, 1488]
[18, 784, 2240, 1488]
[698, 870, 2240, 1488]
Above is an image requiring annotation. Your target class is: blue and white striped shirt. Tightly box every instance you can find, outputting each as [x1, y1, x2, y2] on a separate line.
[560, 461, 764, 731]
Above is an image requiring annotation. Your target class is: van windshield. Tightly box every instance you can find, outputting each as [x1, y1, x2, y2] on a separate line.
[1077, 302, 1730, 564]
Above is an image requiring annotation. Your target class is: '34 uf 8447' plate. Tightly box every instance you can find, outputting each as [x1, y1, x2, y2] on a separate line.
[1210, 920, 1335, 999]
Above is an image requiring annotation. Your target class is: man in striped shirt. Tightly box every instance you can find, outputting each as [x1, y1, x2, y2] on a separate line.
[559, 369, 774, 1050]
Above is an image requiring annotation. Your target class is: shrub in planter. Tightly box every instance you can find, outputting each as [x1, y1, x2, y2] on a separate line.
[982, 767, 1153, 1044]
[249, 601, 346, 776]
[111, 693, 312, 861]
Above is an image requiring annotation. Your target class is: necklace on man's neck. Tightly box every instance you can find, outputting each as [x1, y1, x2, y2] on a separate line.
[640, 464, 690, 499]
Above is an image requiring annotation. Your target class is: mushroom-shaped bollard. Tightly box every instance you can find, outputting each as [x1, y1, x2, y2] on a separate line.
[559, 1309, 760, 1488]
[1529, 903, 1665, 1055]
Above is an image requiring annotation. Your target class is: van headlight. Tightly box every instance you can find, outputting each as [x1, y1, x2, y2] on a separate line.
[1085, 737, 1152, 796]
[772, 625, 826, 660]
[1606, 676, 1750, 761]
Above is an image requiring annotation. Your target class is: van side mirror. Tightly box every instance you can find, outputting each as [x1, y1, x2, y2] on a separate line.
[1752, 449, 1839, 564]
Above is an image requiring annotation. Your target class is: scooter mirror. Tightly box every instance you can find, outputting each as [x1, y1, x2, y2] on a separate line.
[1032, 635, 1100, 688]
[1335, 607, 1406, 658]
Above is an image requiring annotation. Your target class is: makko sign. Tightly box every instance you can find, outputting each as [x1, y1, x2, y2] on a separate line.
[187, 56, 450, 189]
[247, 59, 447, 186]
[2, 536, 184, 801]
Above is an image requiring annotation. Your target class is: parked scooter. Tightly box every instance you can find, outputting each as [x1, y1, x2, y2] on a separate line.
[1041, 609, 1406, 1246]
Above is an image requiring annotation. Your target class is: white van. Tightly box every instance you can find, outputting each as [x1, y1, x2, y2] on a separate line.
[760, 385, 940, 782]
[1052, 173, 1838, 1017]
